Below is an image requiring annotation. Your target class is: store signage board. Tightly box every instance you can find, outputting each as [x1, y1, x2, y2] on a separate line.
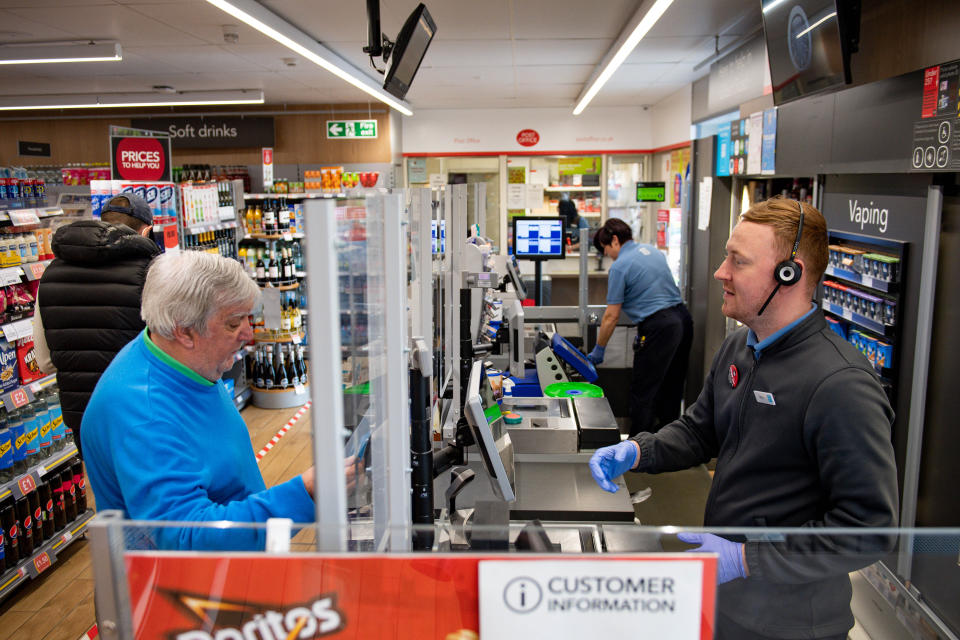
[821, 192, 926, 240]
[637, 182, 666, 202]
[558, 157, 601, 176]
[110, 128, 172, 182]
[911, 59, 960, 172]
[479, 558, 714, 639]
[262, 148, 274, 190]
[715, 123, 731, 177]
[131, 117, 274, 149]
[326, 120, 378, 139]
[18, 141, 50, 157]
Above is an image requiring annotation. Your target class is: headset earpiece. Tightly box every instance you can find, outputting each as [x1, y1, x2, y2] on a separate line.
[774, 201, 805, 287]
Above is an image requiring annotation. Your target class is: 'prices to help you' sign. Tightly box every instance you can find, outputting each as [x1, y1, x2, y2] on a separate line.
[110, 134, 172, 182]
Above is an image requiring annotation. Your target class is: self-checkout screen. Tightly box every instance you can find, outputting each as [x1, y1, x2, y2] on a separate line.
[514, 217, 565, 260]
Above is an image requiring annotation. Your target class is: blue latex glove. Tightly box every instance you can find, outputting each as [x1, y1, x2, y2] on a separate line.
[677, 533, 746, 584]
[587, 344, 605, 365]
[588, 441, 637, 492]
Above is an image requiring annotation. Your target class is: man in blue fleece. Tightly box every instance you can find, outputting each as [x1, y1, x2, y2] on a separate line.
[81, 251, 316, 550]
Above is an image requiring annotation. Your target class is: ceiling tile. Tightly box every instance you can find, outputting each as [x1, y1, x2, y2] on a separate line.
[5, 4, 207, 46]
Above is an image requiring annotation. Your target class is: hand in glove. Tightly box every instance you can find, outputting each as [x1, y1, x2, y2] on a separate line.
[586, 344, 605, 365]
[677, 533, 747, 584]
[588, 441, 638, 492]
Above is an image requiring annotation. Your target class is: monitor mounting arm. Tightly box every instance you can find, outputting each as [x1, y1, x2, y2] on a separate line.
[364, 0, 395, 74]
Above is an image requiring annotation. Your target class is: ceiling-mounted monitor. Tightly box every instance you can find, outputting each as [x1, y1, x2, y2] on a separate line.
[762, 0, 859, 105]
[382, 3, 437, 100]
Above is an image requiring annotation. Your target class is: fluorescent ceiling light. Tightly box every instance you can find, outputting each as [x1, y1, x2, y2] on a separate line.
[204, 0, 414, 116]
[573, 0, 675, 115]
[0, 42, 122, 65]
[762, 0, 789, 14]
[795, 11, 837, 39]
[0, 90, 264, 111]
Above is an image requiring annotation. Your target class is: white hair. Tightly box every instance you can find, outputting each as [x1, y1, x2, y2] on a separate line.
[141, 251, 260, 338]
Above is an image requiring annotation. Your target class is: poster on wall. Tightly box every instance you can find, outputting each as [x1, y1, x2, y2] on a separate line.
[911, 59, 960, 172]
[761, 108, 777, 175]
[747, 112, 763, 175]
[716, 124, 731, 177]
[109, 126, 172, 182]
[407, 157, 427, 183]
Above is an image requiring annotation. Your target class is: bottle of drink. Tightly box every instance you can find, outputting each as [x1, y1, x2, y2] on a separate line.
[286, 347, 299, 388]
[2, 499, 18, 566]
[37, 481, 53, 540]
[253, 204, 263, 233]
[34, 394, 51, 459]
[72, 460, 86, 514]
[268, 248, 279, 285]
[245, 206, 254, 234]
[47, 389, 64, 452]
[280, 299, 292, 333]
[0, 409, 12, 483]
[51, 475, 66, 530]
[296, 346, 308, 386]
[272, 344, 285, 389]
[291, 241, 303, 274]
[27, 489, 42, 548]
[255, 249, 267, 286]
[277, 345, 290, 389]
[278, 198, 290, 232]
[21, 403, 37, 466]
[253, 348, 265, 389]
[263, 345, 275, 390]
[263, 200, 276, 235]
[9, 408, 26, 475]
[61, 469, 76, 523]
[15, 497, 32, 557]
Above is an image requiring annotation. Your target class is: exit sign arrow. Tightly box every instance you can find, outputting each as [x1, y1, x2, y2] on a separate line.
[328, 122, 344, 136]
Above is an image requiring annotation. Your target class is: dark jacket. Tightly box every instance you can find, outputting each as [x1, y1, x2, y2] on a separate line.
[38, 221, 160, 457]
[634, 310, 898, 638]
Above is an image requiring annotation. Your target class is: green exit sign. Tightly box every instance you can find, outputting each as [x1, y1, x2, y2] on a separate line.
[326, 120, 378, 139]
[636, 181, 665, 202]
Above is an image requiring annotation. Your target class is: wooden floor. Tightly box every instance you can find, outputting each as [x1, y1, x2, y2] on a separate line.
[0, 402, 312, 640]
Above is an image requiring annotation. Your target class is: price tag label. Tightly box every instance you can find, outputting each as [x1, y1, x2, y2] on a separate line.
[27, 262, 46, 280]
[282, 232, 292, 241]
[0, 267, 21, 287]
[842, 309, 853, 321]
[291, 334, 302, 344]
[294, 383, 305, 395]
[16, 567, 25, 578]
[861, 275, 875, 289]
[17, 473, 37, 495]
[3, 319, 33, 341]
[33, 552, 52, 575]
[8, 210, 40, 226]
[62, 530, 73, 543]
[9, 388, 29, 408]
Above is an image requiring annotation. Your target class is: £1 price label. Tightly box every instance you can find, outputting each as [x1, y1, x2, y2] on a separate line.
[9, 388, 29, 408]
[33, 552, 52, 575]
[17, 474, 37, 496]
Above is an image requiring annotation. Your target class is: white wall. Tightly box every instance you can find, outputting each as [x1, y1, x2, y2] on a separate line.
[650, 85, 692, 149]
[402, 107, 654, 155]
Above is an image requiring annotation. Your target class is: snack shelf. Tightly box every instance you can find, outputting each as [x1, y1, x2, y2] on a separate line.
[0, 373, 59, 412]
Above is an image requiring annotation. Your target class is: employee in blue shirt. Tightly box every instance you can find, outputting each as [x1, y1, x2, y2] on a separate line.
[558, 197, 590, 249]
[587, 218, 693, 436]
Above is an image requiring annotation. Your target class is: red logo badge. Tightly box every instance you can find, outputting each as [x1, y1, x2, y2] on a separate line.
[115, 137, 166, 181]
[516, 129, 540, 147]
[728, 364, 739, 388]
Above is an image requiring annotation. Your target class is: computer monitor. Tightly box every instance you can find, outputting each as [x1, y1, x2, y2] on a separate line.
[382, 4, 437, 100]
[463, 360, 516, 502]
[512, 216, 565, 261]
[504, 255, 527, 300]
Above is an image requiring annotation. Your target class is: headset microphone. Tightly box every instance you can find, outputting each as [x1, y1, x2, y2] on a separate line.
[757, 201, 805, 317]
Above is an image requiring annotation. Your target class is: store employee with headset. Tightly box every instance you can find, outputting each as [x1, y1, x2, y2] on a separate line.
[589, 197, 898, 640]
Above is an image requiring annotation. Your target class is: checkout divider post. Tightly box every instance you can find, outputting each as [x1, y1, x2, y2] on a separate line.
[302, 197, 348, 551]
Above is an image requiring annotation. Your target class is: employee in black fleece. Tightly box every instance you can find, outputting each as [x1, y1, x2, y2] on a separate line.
[33, 194, 160, 458]
[590, 197, 897, 640]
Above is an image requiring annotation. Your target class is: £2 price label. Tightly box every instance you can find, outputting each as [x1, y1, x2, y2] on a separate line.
[9, 388, 29, 408]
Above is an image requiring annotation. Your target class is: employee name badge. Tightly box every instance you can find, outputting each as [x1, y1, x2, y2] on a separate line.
[753, 390, 776, 406]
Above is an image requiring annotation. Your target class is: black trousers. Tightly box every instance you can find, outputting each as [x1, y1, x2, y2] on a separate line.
[715, 612, 849, 640]
[629, 303, 693, 437]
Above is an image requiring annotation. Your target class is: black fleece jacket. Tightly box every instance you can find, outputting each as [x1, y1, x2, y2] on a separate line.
[38, 221, 160, 457]
[634, 310, 898, 638]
